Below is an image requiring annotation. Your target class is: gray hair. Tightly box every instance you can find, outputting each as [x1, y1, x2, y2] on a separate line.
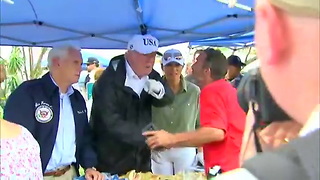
[47, 44, 81, 68]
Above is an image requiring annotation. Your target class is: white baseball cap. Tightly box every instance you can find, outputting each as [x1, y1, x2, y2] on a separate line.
[127, 34, 159, 54]
[162, 49, 185, 66]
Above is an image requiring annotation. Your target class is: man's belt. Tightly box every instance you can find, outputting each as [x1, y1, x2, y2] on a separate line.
[44, 165, 71, 177]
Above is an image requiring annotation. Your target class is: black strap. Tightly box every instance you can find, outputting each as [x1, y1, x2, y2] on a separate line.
[251, 102, 263, 153]
[253, 128, 263, 153]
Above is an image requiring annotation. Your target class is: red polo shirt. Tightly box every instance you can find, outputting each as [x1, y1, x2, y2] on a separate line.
[200, 79, 246, 173]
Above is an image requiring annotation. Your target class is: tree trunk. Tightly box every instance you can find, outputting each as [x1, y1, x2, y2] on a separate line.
[244, 47, 252, 63]
[28, 47, 34, 79]
[33, 48, 48, 78]
[21, 47, 29, 80]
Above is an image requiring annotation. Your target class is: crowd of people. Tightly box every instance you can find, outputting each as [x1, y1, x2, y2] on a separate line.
[0, 0, 319, 179]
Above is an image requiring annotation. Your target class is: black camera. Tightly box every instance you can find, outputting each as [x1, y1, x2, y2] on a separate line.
[237, 68, 292, 124]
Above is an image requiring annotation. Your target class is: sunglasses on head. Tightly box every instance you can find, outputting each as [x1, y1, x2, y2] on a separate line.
[163, 52, 183, 61]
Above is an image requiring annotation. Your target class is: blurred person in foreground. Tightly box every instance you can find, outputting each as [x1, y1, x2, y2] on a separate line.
[90, 34, 174, 175]
[151, 49, 201, 175]
[4, 45, 103, 180]
[214, 0, 320, 179]
[144, 48, 246, 173]
[0, 119, 43, 179]
[0, 62, 43, 179]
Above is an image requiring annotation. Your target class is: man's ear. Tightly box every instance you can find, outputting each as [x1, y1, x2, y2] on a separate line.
[204, 67, 211, 77]
[51, 57, 60, 67]
[255, 3, 289, 65]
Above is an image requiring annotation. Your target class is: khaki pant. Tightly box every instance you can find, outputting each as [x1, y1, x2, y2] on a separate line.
[151, 147, 196, 175]
[44, 166, 77, 180]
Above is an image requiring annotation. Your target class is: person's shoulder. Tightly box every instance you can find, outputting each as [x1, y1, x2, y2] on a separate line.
[95, 67, 115, 85]
[201, 84, 216, 98]
[102, 57, 126, 78]
[13, 78, 42, 93]
[203, 81, 220, 91]
[72, 88, 86, 101]
[185, 74, 197, 82]
[235, 74, 243, 80]
[201, 80, 229, 96]
[185, 80, 200, 93]
[93, 67, 118, 93]
[22, 78, 42, 86]
[0, 119, 22, 139]
[108, 55, 125, 71]
[149, 69, 161, 79]
[216, 79, 236, 90]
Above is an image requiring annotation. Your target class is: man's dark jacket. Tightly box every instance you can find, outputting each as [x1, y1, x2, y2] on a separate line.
[4, 73, 97, 173]
[90, 56, 174, 175]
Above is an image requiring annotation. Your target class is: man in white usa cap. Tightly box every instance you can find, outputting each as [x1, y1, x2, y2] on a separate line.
[90, 34, 174, 175]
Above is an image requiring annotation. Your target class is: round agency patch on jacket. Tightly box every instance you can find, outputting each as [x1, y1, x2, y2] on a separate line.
[35, 104, 53, 123]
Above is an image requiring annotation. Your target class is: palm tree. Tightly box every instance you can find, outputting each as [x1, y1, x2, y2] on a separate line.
[0, 47, 24, 110]
[22, 47, 48, 80]
[0, 46, 49, 110]
[4, 47, 24, 95]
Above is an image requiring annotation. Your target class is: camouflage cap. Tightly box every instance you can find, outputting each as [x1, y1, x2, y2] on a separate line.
[270, 0, 320, 18]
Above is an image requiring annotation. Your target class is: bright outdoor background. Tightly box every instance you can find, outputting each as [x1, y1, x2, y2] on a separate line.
[0, 44, 257, 112]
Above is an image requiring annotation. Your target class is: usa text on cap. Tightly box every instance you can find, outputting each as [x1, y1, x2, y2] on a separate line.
[127, 34, 159, 54]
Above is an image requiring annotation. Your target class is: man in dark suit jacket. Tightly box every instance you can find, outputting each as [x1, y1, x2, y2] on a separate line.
[4, 45, 104, 180]
[90, 34, 174, 175]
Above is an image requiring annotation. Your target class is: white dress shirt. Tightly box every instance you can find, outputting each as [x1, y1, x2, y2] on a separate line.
[124, 60, 148, 97]
[46, 77, 76, 172]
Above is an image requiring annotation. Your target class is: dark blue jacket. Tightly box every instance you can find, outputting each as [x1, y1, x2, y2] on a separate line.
[4, 73, 97, 173]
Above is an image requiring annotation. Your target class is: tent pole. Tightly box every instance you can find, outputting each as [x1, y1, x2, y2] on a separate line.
[232, 48, 236, 55]
[244, 46, 252, 63]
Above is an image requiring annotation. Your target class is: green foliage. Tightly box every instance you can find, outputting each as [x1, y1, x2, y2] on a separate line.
[79, 167, 85, 176]
[0, 47, 24, 109]
[0, 106, 3, 118]
[0, 47, 49, 109]
[7, 47, 24, 75]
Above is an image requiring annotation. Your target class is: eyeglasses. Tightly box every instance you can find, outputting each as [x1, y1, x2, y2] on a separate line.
[163, 52, 183, 61]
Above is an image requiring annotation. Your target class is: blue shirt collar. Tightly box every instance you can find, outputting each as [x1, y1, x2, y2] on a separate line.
[49, 74, 74, 96]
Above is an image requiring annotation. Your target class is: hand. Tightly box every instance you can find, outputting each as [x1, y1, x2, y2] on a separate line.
[143, 79, 165, 99]
[258, 121, 302, 150]
[143, 130, 175, 149]
[85, 168, 104, 180]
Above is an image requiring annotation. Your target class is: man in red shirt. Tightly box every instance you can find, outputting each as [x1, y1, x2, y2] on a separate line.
[143, 48, 246, 173]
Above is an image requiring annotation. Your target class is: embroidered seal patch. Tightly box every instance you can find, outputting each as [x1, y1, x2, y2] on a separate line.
[35, 104, 53, 123]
